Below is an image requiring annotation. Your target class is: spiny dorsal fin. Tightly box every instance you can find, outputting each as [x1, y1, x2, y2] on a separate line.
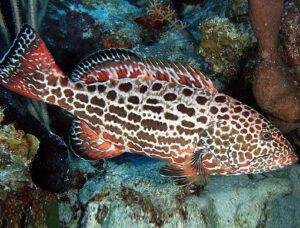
[70, 48, 144, 83]
[142, 57, 217, 92]
[70, 48, 217, 92]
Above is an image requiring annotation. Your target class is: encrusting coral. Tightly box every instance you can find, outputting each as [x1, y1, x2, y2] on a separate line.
[199, 17, 256, 76]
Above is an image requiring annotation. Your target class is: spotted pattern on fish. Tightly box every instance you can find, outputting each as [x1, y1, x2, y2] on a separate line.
[0, 25, 297, 185]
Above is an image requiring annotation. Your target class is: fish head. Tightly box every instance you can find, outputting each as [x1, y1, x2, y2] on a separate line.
[200, 98, 298, 175]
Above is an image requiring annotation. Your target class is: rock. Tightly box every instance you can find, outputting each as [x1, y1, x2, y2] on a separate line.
[58, 154, 300, 227]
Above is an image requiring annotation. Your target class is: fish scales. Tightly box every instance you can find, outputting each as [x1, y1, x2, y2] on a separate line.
[0, 25, 297, 185]
[50, 78, 209, 165]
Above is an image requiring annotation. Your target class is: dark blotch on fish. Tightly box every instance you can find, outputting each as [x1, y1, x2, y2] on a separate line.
[128, 96, 140, 104]
[164, 93, 177, 101]
[152, 83, 162, 91]
[107, 90, 117, 101]
[119, 82, 132, 92]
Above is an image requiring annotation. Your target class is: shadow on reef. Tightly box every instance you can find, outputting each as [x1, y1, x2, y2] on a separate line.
[1, 103, 73, 193]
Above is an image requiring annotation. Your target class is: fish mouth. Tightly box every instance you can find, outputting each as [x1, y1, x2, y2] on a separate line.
[257, 150, 298, 173]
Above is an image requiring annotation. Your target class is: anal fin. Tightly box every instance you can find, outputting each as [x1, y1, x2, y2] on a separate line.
[70, 119, 124, 160]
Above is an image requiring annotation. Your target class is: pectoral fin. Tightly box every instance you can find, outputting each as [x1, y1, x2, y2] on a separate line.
[160, 150, 209, 186]
[70, 119, 124, 160]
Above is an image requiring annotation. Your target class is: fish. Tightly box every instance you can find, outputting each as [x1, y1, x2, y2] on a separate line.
[0, 25, 298, 185]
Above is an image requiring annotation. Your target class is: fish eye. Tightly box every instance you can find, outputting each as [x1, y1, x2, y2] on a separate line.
[260, 131, 272, 141]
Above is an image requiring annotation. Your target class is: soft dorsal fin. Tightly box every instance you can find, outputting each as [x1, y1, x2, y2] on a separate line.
[70, 48, 217, 92]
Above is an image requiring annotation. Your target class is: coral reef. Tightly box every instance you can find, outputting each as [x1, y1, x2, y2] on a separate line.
[0, 107, 60, 227]
[199, 17, 256, 76]
[0, 0, 299, 226]
[250, 0, 300, 123]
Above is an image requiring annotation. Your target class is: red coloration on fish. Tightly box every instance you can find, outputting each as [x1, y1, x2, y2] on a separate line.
[0, 25, 298, 186]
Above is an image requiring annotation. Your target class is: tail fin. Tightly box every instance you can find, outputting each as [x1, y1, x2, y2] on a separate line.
[0, 24, 66, 101]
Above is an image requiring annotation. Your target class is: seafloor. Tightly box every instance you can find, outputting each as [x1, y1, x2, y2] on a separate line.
[0, 0, 300, 227]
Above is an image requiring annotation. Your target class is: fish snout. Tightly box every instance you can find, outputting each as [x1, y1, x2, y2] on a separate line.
[289, 151, 298, 164]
